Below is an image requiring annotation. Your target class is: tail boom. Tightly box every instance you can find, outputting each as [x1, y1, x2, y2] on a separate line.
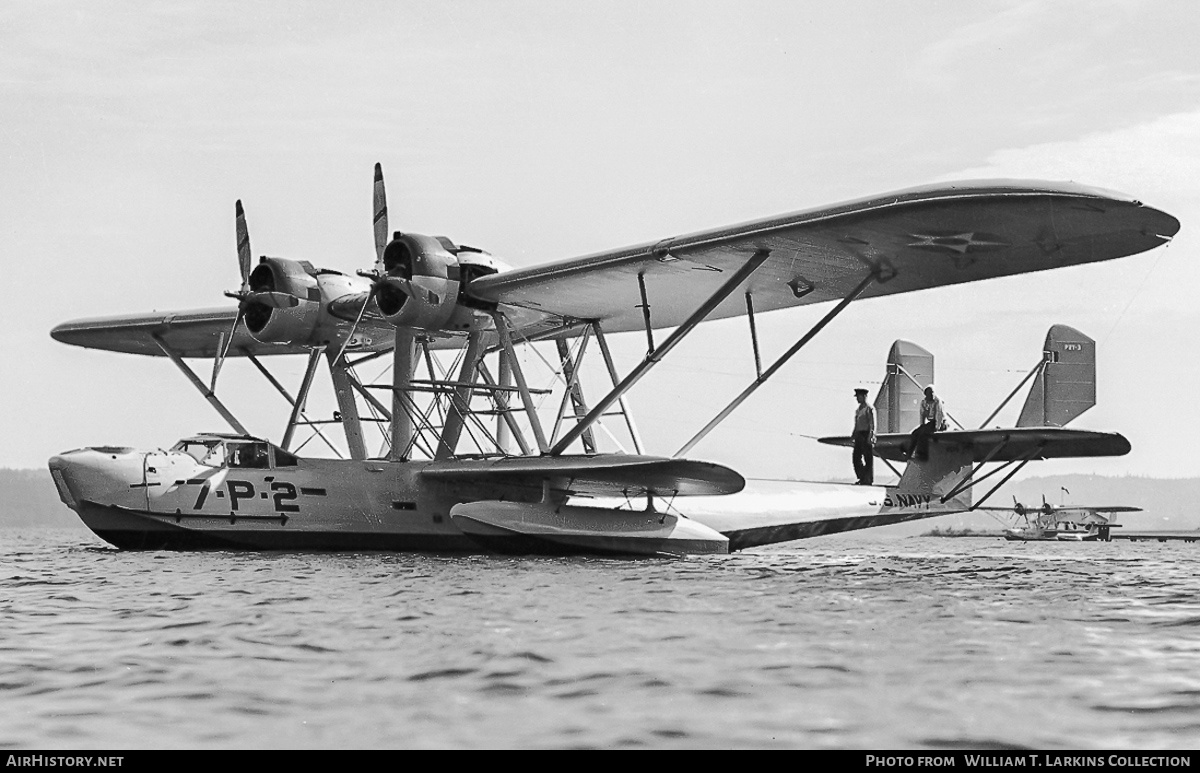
[683, 443, 974, 551]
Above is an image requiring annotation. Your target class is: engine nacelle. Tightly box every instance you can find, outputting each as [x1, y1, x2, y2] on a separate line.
[244, 258, 322, 344]
[378, 233, 489, 332]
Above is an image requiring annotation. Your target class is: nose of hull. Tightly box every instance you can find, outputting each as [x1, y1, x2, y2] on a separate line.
[48, 447, 145, 512]
[48, 454, 79, 510]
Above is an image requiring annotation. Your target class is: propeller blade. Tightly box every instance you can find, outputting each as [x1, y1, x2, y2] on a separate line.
[211, 307, 244, 392]
[246, 291, 299, 309]
[336, 163, 403, 363]
[235, 200, 252, 293]
[373, 163, 388, 273]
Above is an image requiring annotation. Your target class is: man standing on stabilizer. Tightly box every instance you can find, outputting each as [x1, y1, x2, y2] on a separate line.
[852, 387, 876, 485]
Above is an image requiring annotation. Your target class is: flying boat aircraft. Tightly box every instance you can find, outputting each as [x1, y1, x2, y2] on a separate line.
[979, 497, 1141, 542]
[47, 165, 1179, 555]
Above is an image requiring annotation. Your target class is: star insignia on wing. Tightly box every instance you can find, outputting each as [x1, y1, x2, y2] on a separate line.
[906, 232, 1010, 255]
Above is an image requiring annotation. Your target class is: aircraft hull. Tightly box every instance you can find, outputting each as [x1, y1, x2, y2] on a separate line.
[72, 500, 478, 552]
[50, 448, 542, 554]
[49, 447, 970, 556]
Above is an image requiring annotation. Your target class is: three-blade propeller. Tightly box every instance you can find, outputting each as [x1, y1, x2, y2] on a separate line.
[1013, 496, 1029, 524]
[334, 162, 400, 363]
[211, 200, 299, 391]
[210, 165, 404, 388]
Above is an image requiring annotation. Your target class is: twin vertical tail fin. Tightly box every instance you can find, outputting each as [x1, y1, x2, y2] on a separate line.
[873, 324, 1096, 431]
[821, 323, 1120, 520]
[874, 340, 935, 433]
[1016, 324, 1096, 428]
[870, 338, 968, 511]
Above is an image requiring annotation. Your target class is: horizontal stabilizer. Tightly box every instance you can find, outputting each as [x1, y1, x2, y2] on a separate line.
[875, 340, 934, 433]
[1017, 324, 1096, 427]
[819, 427, 1130, 463]
[421, 454, 745, 498]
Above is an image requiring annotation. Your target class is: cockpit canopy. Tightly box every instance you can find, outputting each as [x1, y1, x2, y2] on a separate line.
[170, 435, 298, 469]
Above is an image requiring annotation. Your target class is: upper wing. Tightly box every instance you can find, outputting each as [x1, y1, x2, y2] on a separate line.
[472, 180, 1179, 333]
[50, 179, 1178, 357]
[52, 299, 409, 358]
[50, 307, 303, 358]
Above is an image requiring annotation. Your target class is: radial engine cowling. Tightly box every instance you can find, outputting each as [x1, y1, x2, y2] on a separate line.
[244, 258, 322, 344]
[377, 233, 480, 332]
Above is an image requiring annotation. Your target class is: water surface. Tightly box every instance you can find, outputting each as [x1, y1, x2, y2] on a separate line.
[2, 528, 1198, 749]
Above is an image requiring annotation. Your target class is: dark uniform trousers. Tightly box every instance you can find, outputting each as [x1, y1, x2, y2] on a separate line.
[852, 430, 873, 484]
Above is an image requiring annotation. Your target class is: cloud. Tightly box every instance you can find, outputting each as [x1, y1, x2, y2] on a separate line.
[911, 2, 1046, 86]
[939, 109, 1200, 199]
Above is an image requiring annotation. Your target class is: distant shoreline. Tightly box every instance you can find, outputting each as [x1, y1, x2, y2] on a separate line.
[921, 528, 1003, 538]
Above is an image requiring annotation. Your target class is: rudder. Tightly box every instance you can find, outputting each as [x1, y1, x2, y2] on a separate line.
[875, 340, 934, 434]
[1017, 324, 1095, 427]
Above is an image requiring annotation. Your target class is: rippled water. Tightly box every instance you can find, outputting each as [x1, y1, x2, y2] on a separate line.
[2, 528, 1199, 750]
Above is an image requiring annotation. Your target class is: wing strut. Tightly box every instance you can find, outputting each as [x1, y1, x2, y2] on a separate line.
[675, 269, 879, 458]
[977, 356, 1047, 429]
[151, 334, 249, 436]
[964, 452, 1039, 510]
[476, 359, 533, 456]
[391, 331, 417, 461]
[922, 433, 1046, 508]
[495, 349, 516, 453]
[593, 323, 645, 454]
[281, 347, 327, 451]
[637, 272, 655, 356]
[550, 249, 773, 456]
[345, 367, 392, 422]
[326, 349, 369, 460]
[492, 312, 551, 453]
[245, 354, 345, 457]
[551, 332, 597, 454]
[889, 360, 964, 430]
[746, 293, 763, 379]
[435, 331, 486, 459]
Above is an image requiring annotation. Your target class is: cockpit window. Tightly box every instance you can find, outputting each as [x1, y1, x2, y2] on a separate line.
[273, 447, 298, 467]
[172, 439, 224, 467]
[226, 442, 270, 469]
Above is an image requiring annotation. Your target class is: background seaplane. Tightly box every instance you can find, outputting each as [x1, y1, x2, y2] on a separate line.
[979, 496, 1141, 542]
[46, 165, 1178, 555]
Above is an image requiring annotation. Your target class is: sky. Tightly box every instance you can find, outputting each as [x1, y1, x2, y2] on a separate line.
[3, 1, 1199, 480]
